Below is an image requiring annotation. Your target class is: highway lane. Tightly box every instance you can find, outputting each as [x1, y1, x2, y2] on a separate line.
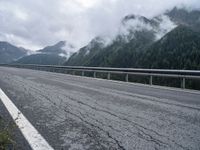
[0, 66, 200, 150]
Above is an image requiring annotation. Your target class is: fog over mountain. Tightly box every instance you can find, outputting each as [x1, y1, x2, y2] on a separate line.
[0, 0, 199, 51]
[15, 41, 74, 65]
[66, 7, 200, 70]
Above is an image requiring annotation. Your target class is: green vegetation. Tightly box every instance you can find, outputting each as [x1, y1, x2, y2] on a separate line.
[66, 29, 155, 67]
[139, 25, 200, 70]
[0, 115, 15, 150]
[66, 25, 200, 70]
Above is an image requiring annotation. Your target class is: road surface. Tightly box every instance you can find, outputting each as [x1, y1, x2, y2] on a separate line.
[0, 67, 200, 150]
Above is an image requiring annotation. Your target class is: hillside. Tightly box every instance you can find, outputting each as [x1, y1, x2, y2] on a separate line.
[166, 7, 200, 32]
[139, 25, 200, 69]
[66, 15, 158, 67]
[0, 41, 28, 64]
[16, 41, 73, 65]
[65, 8, 200, 70]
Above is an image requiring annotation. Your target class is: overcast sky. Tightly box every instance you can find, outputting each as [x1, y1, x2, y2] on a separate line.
[0, 0, 199, 51]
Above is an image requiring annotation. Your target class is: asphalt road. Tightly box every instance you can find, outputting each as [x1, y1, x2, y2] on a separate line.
[0, 66, 200, 150]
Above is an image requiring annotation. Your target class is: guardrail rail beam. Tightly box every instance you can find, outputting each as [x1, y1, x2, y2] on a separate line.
[1, 64, 200, 90]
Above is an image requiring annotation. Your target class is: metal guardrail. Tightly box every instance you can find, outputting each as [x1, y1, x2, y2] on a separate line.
[1, 64, 200, 89]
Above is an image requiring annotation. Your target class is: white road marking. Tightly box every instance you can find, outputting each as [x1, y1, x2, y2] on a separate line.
[0, 88, 54, 150]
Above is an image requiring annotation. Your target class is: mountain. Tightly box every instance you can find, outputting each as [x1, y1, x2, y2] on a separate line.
[65, 13, 173, 67]
[66, 15, 159, 67]
[65, 8, 200, 70]
[39, 41, 74, 57]
[139, 25, 200, 69]
[16, 41, 74, 65]
[0, 41, 28, 64]
[166, 7, 200, 32]
[15, 53, 66, 65]
[83, 30, 155, 67]
[66, 37, 107, 66]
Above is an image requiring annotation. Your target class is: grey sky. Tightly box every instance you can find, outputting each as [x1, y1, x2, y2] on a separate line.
[0, 0, 199, 51]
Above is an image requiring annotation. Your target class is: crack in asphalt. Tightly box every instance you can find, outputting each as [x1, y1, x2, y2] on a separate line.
[0, 71, 199, 150]
[22, 81, 185, 149]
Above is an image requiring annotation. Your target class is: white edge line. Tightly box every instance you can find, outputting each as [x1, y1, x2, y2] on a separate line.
[0, 88, 54, 150]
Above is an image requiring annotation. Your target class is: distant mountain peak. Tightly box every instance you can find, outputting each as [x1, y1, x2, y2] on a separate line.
[54, 41, 66, 47]
[14, 40, 74, 65]
[41, 41, 66, 51]
[39, 41, 73, 53]
[119, 14, 172, 42]
[89, 37, 106, 46]
[74, 36, 106, 57]
[122, 14, 153, 25]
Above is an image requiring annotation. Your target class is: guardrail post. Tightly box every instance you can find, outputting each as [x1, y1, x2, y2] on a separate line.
[125, 74, 129, 82]
[94, 72, 96, 78]
[107, 73, 111, 80]
[67, 69, 70, 74]
[3, 65, 199, 91]
[181, 77, 186, 89]
[82, 71, 85, 76]
[63, 69, 66, 74]
[149, 75, 153, 85]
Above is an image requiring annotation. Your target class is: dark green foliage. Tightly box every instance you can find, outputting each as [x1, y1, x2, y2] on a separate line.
[65, 8, 200, 71]
[67, 37, 105, 66]
[0, 116, 15, 150]
[66, 29, 155, 67]
[140, 25, 200, 69]
[66, 25, 200, 70]
[166, 7, 200, 32]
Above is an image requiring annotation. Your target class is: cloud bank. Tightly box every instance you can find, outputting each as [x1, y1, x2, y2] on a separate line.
[0, 0, 199, 51]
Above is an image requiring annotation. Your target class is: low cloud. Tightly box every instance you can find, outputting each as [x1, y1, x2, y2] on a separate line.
[154, 15, 177, 40]
[0, 0, 199, 51]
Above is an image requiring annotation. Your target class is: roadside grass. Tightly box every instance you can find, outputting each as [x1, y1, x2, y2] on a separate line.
[0, 115, 16, 150]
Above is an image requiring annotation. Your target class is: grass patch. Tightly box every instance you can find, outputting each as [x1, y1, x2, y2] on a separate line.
[0, 115, 16, 150]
